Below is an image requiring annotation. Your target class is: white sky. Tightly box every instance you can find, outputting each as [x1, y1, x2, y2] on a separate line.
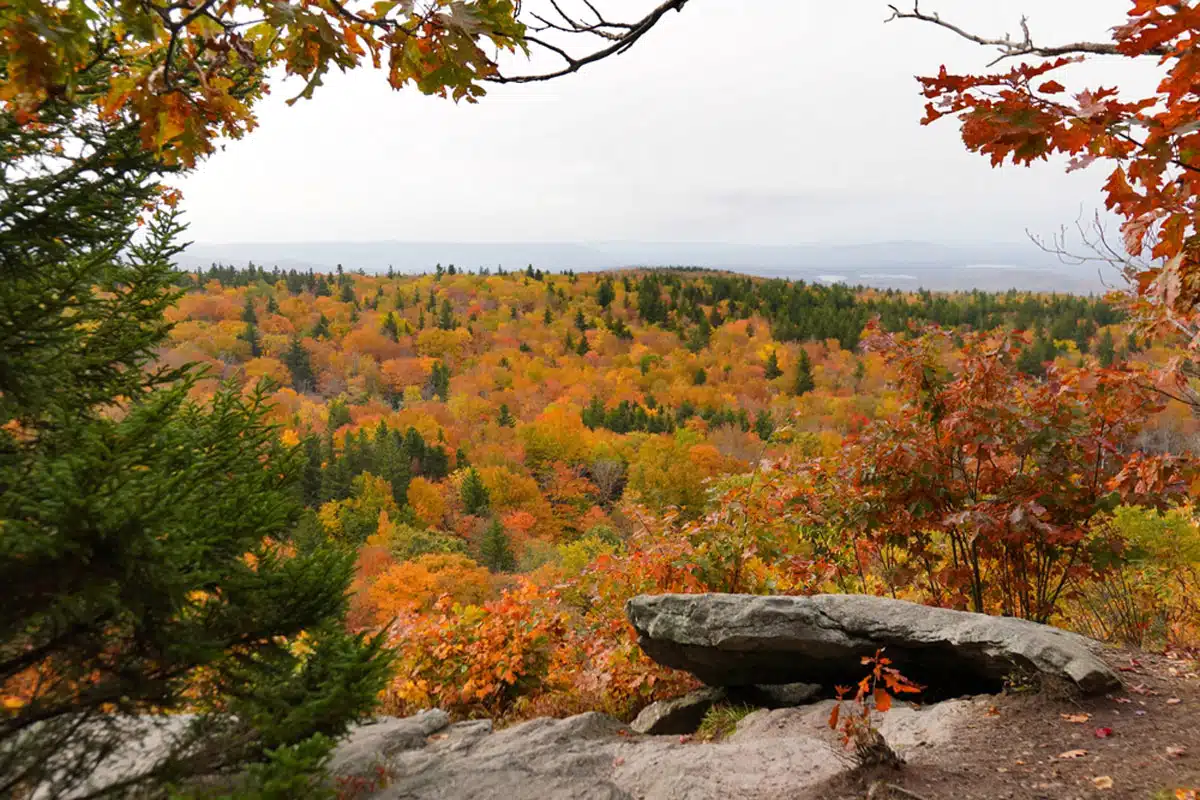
[176, 0, 1155, 246]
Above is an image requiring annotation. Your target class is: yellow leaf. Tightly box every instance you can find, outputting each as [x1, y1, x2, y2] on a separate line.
[1060, 713, 1090, 723]
[1092, 776, 1114, 790]
[1057, 749, 1088, 759]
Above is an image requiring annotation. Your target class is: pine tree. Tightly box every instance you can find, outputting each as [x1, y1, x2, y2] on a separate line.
[438, 299, 455, 330]
[754, 409, 775, 441]
[574, 309, 588, 331]
[693, 367, 707, 385]
[311, 312, 331, 339]
[381, 311, 400, 342]
[1097, 329, 1117, 367]
[597, 279, 615, 309]
[0, 89, 388, 799]
[498, 404, 516, 428]
[794, 349, 815, 395]
[764, 350, 783, 380]
[283, 337, 315, 391]
[576, 332, 591, 356]
[479, 518, 516, 573]
[460, 467, 491, 515]
[429, 361, 450, 401]
[241, 321, 262, 358]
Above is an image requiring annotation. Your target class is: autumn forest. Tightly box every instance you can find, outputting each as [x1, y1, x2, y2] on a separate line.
[163, 261, 1200, 719]
[7, 0, 1200, 797]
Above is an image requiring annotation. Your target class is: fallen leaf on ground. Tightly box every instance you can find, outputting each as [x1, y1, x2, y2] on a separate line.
[1094, 727, 1113, 738]
[1166, 698, 1182, 705]
[1093, 776, 1114, 790]
[1114, 697, 1132, 704]
[1057, 749, 1088, 759]
[1061, 713, 1091, 723]
[1166, 746, 1188, 758]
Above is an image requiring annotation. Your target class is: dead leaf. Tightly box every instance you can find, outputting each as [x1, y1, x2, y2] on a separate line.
[1058, 749, 1088, 759]
[612, 757, 625, 767]
[1061, 713, 1091, 723]
[1166, 698, 1182, 705]
[1114, 697, 1132, 704]
[1095, 727, 1114, 738]
[1093, 776, 1114, 790]
[1166, 746, 1188, 758]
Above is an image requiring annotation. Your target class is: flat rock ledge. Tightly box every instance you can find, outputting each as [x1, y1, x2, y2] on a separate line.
[333, 698, 983, 800]
[625, 593, 1120, 696]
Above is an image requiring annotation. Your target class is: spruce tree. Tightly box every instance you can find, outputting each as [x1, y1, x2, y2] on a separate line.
[460, 467, 491, 515]
[498, 404, 516, 427]
[764, 350, 783, 380]
[311, 312, 331, 339]
[754, 409, 775, 441]
[794, 349, 815, 395]
[597, 279, 615, 309]
[1097, 329, 1117, 367]
[479, 519, 516, 573]
[381, 311, 400, 342]
[0, 80, 388, 799]
[283, 338, 316, 391]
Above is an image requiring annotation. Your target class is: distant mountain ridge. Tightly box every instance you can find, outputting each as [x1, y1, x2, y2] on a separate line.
[178, 240, 1119, 293]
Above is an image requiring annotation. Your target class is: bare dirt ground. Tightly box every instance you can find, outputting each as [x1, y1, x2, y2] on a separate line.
[812, 648, 1200, 800]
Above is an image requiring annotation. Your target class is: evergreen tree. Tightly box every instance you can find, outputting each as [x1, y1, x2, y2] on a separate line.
[429, 361, 450, 401]
[241, 320, 262, 358]
[498, 404, 516, 428]
[283, 338, 316, 391]
[754, 409, 775, 441]
[576, 332, 591, 356]
[794, 349, 815, 395]
[693, 367, 707, 386]
[266, 295, 280, 314]
[438, 299, 455, 330]
[381, 311, 401, 342]
[1097, 329, 1117, 367]
[242, 299, 258, 323]
[311, 312, 331, 339]
[460, 467, 490, 515]
[543, 308, 553, 325]
[597, 279, 615, 309]
[479, 518, 516, 573]
[0, 89, 388, 799]
[574, 309, 588, 331]
[764, 350, 783, 380]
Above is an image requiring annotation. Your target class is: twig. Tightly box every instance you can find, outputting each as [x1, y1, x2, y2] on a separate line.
[885, 2, 1169, 64]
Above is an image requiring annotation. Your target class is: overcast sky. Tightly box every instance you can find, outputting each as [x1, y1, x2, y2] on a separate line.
[175, 0, 1154, 246]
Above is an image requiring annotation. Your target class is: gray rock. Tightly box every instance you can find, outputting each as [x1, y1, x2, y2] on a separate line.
[625, 593, 1120, 695]
[347, 698, 981, 800]
[727, 682, 822, 708]
[630, 687, 725, 735]
[329, 709, 450, 779]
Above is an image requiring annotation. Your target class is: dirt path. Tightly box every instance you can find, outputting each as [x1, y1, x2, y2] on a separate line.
[813, 649, 1199, 800]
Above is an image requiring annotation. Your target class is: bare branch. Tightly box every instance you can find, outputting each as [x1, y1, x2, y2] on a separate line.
[885, 2, 1169, 63]
[490, 0, 690, 84]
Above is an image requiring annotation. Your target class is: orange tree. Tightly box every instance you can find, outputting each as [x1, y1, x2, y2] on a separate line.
[802, 323, 1190, 621]
[890, 2, 1200, 342]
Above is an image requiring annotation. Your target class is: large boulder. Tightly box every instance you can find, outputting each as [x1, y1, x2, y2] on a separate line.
[626, 593, 1120, 696]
